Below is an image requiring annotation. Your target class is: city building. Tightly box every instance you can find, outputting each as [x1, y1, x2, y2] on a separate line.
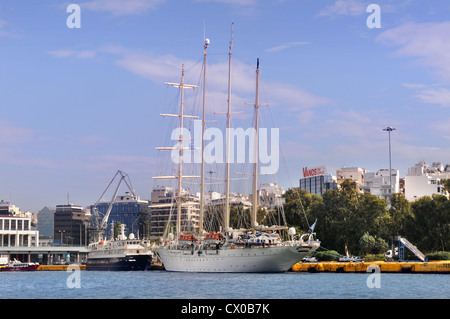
[89, 192, 150, 239]
[360, 168, 400, 201]
[336, 166, 367, 186]
[54, 204, 89, 246]
[404, 161, 450, 201]
[0, 215, 39, 248]
[259, 183, 285, 209]
[0, 200, 22, 216]
[149, 187, 200, 239]
[299, 165, 337, 196]
[37, 206, 55, 238]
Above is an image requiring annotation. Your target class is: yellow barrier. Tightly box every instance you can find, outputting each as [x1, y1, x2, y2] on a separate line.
[292, 261, 450, 273]
[37, 265, 86, 271]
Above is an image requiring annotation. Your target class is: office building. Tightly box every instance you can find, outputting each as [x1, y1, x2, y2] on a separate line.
[54, 204, 88, 246]
[299, 165, 337, 195]
[88, 192, 150, 239]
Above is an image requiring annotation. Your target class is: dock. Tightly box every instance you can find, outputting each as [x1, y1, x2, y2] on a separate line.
[291, 261, 450, 274]
[37, 264, 86, 271]
[36, 263, 163, 271]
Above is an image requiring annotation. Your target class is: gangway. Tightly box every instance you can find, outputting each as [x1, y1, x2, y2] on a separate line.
[396, 236, 427, 262]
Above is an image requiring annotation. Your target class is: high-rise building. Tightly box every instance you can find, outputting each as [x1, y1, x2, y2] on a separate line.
[37, 206, 55, 238]
[54, 204, 88, 246]
[299, 165, 337, 196]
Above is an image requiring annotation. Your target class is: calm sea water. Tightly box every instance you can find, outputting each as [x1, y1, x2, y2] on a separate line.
[0, 270, 448, 300]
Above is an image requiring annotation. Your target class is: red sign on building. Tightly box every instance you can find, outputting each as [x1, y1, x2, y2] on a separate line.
[302, 166, 326, 178]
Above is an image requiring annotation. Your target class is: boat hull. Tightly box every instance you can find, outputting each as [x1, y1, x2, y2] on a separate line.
[0, 264, 39, 272]
[156, 243, 319, 273]
[86, 254, 152, 271]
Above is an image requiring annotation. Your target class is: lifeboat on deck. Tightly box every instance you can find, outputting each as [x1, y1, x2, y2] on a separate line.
[203, 232, 225, 245]
[178, 233, 198, 246]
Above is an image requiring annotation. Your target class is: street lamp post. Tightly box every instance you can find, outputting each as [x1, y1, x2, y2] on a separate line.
[58, 230, 65, 244]
[383, 126, 396, 198]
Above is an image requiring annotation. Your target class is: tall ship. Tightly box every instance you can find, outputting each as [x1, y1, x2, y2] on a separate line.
[86, 170, 153, 271]
[155, 24, 320, 273]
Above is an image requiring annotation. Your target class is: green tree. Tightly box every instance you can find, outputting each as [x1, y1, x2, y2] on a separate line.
[439, 179, 450, 195]
[114, 222, 122, 239]
[359, 232, 376, 255]
[306, 180, 389, 256]
[388, 192, 414, 237]
[308, 180, 359, 256]
[283, 188, 322, 231]
[410, 195, 450, 252]
[375, 237, 389, 254]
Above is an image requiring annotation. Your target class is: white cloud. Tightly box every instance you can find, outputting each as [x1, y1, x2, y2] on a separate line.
[0, 121, 36, 144]
[402, 83, 450, 108]
[265, 41, 309, 53]
[81, 0, 165, 16]
[430, 119, 450, 140]
[194, 0, 257, 6]
[377, 22, 450, 83]
[81, 135, 106, 144]
[112, 48, 331, 112]
[402, 83, 427, 89]
[317, 0, 366, 17]
[0, 121, 59, 168]
[297, 110, 314, 125]
[0, 18, 16, 37]
[0, 19, 6, 36]
[414, 88, 450, 108]
[47, 49, 96, 59]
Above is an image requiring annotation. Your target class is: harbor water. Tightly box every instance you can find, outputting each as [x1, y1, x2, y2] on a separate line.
[0, 270, 448, 299]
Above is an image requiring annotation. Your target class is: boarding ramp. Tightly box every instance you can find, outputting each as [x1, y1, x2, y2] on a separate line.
[396, 236, 426, 262]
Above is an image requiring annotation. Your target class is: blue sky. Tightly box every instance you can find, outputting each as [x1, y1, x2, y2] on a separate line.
[1, 0, 450, 212]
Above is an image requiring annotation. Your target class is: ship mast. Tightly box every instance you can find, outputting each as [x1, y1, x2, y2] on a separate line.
[199, 37, 210, 235]
[251, 58, 260, 228]
[224, 22, 233, 232]
[154, 65, 199, 236]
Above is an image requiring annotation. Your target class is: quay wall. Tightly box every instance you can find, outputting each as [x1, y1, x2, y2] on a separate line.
[291, 261, 450, 273]
[37, 265, 86, 271]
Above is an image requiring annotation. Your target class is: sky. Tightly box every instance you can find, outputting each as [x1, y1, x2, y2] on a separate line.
[1, 0, 450, 212]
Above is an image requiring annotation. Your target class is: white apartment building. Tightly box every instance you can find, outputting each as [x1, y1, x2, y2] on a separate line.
[336, 166, 367, 186]
[149, 186, 200, 238]
[404, 161, 450, 201]
[259, 183, 286, 209]
[0, 215, 40, 247]
[361, 168, 400, 201]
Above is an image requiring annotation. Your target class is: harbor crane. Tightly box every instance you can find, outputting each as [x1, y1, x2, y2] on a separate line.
[88, 170, 136, 244]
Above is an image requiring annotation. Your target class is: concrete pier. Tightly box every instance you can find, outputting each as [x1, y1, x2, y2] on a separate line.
[292, 261, 450, 273]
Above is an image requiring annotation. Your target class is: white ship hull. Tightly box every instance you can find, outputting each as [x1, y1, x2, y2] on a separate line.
[156, 242, 319, 273]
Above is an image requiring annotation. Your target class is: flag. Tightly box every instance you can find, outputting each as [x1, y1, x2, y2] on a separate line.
[308, 219, 317, 233]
